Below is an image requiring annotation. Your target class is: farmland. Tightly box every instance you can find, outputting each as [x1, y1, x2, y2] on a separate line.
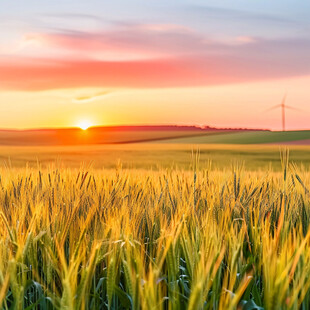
[0, 133, 310, 309]
[0, 143, 310, 171]
[1, 127, 310, 147]
[0, 149, 310, 309]
[0, 127, 228, 146]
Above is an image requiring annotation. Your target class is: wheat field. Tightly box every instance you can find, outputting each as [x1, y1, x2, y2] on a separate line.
[0, 151, 310, 309]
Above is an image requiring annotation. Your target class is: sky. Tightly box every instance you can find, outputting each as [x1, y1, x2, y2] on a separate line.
[0, 0, 310, 130]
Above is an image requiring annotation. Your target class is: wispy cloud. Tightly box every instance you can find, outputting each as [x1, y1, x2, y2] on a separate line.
[72, 90, 111, 103]
[22, 23, 205, 61]
[41, 13, 105, 22]
[185, 5, 298, 25]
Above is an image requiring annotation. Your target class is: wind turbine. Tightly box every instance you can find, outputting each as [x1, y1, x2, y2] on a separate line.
[265, 95, 301, 131]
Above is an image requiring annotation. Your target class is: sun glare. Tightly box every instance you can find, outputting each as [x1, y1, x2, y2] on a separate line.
[78, 120, 92, 130]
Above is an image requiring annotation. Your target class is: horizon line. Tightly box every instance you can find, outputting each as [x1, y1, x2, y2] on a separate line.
[0, 124, 274, 132]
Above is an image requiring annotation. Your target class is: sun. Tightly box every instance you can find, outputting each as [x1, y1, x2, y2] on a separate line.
[77, 120, 92, 130]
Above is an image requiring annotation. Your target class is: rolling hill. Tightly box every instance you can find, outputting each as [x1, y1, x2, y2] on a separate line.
[0, 125, 257, 145]
[160, 130, 310, 145]
[0, 126, 308, 145]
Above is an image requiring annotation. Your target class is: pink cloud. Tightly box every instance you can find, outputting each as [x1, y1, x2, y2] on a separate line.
[1, 24, 310, 90]
[0, 51, 309, 91]
[19, 24, 209, 61]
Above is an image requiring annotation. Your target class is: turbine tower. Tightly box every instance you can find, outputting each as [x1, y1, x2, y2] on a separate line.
[266, 95, 300, 131]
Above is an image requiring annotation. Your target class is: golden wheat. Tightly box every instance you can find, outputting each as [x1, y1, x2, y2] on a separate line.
[0, 161, 309, 309]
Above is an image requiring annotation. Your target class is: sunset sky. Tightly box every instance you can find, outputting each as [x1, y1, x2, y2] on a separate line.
[1, 0, 310, 130]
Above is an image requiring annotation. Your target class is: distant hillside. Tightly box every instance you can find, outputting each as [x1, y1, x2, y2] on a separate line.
[88, 125, 268, 132]
[0, 125, 308, 146]
[160, 130, 310, 145]
[0, 125, 268, 146]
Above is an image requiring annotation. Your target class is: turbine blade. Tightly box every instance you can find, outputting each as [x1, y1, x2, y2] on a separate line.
[263, 104, 282, 112]
[281, 94, 287, 106]
[284, 105, 304, 112]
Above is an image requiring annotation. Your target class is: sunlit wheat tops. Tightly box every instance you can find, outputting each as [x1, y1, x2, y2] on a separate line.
[0, 154, 310, 309]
